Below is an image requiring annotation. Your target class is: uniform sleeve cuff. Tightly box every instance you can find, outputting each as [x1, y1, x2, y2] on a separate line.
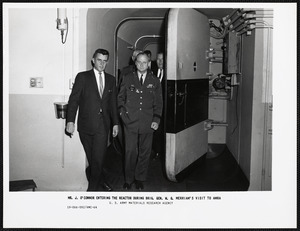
[153, 114, 161, 119]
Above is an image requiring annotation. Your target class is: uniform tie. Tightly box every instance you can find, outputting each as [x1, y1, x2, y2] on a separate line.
[99, 71, 104, 97]
[140, 74, 144, 86]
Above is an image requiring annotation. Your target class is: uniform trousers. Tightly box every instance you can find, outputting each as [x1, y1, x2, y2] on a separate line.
[79, 117, 108, 191]
[124, 126, 153, 183]
[152, 119, 164, 155]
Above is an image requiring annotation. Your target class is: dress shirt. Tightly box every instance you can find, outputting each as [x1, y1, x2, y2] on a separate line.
[93, 68, 105, 93]
[157, 69, 163, 82]
[138, 72, 146, 84]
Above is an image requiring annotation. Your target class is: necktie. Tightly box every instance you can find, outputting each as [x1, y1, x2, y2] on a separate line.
[140, 74, 143, 86]
[99, 72, 103, 97]
[158, 69, 163, 80]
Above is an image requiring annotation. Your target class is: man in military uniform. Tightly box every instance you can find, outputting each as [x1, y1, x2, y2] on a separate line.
[118, 52, 163, 190]
[118, 49, 142, 89]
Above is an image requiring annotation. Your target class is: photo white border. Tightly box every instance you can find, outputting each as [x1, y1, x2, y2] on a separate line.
[3, 2, 297, 228]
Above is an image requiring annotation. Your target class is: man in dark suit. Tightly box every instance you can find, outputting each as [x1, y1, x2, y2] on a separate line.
[118, 52, 163, 190]
[144, 50, 157, 72]
[152, 51, 165, 160]
[66, 48, 119, 192]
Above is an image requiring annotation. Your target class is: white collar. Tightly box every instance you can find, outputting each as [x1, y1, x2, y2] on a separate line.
[93, 68, 104, 76]
[138, 72, 146, 79]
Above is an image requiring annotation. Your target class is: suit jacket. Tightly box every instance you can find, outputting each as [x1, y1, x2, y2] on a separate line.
[149, 60, 158, 73]
[118, 70, 163, 134]
[152, 67, 164, 79]
[153, 67, 165, 98]
[67, 69, 119, 135]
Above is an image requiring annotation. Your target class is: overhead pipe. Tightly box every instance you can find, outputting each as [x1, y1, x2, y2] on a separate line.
[212, 8, 244, 39]
[226, 10, 244, 28]
[228, 9, 273, 36]
[134, 35, 162, 49]
[214, 9, 273, 38]
[237, 24, 256, 36]
[241, 8, 273, 15]
[252, 14, 274, 18]
[229, 18, 245, 31]
[222, 8, 240, 26]
[235, 21, 252, 33]
[237, 20, 273, 36]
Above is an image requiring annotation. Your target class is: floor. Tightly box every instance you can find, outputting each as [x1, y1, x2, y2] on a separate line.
[103, 143, 249, 192]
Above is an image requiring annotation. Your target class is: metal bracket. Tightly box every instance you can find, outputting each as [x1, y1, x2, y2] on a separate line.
[204, 119, 228, 131]
[204, 120, 214, 131]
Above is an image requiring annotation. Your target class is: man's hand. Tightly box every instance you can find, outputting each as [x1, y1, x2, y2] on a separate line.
[151, 122, 159, 131]
[112, 125, 119, 137]
[66, 122, 75, 134]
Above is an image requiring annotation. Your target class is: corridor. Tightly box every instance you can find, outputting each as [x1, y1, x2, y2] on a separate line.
[104, 143, 249, 192]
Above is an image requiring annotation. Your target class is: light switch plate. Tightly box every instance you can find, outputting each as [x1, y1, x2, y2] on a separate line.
[30, 77, 43, 88]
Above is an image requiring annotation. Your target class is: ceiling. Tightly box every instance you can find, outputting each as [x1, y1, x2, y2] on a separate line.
[118, 19, 165, 49]
[195, 8, 235, 19]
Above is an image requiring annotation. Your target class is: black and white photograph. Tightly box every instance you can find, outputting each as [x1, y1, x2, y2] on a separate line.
[2, 2, 297, 229]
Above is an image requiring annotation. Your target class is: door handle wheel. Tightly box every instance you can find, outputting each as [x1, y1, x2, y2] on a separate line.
[177, 92, 186, 106]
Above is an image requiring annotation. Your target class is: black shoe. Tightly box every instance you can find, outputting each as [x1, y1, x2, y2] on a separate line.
[87, 187, 94, 192]
[123, 183, 131, 190]
[102, 182, 113, 191]
[135, 180, 144, 190]
[87, 183, 97, 191]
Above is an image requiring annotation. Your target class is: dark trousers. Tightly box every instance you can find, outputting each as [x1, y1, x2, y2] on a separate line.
[124, 127, 153, 183]
[79, 120, 108, 191]
[152, 120, 164, 155]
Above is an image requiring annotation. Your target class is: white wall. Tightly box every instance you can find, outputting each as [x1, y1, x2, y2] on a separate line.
[248, 24, 273, 191]
[9, 8, 64, 95]
[8, 8, 89, 191]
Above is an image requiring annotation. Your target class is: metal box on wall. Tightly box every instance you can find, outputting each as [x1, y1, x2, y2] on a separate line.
[223, 31, 241, 74]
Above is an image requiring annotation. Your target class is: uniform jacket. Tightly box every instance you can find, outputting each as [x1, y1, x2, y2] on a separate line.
[67, 69, 119, 135]
[118, 65, 136, 89]
[118, 70, 163, 134]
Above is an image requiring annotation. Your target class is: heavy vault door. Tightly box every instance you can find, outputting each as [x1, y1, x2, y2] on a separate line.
[165, 9, 209, 181]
